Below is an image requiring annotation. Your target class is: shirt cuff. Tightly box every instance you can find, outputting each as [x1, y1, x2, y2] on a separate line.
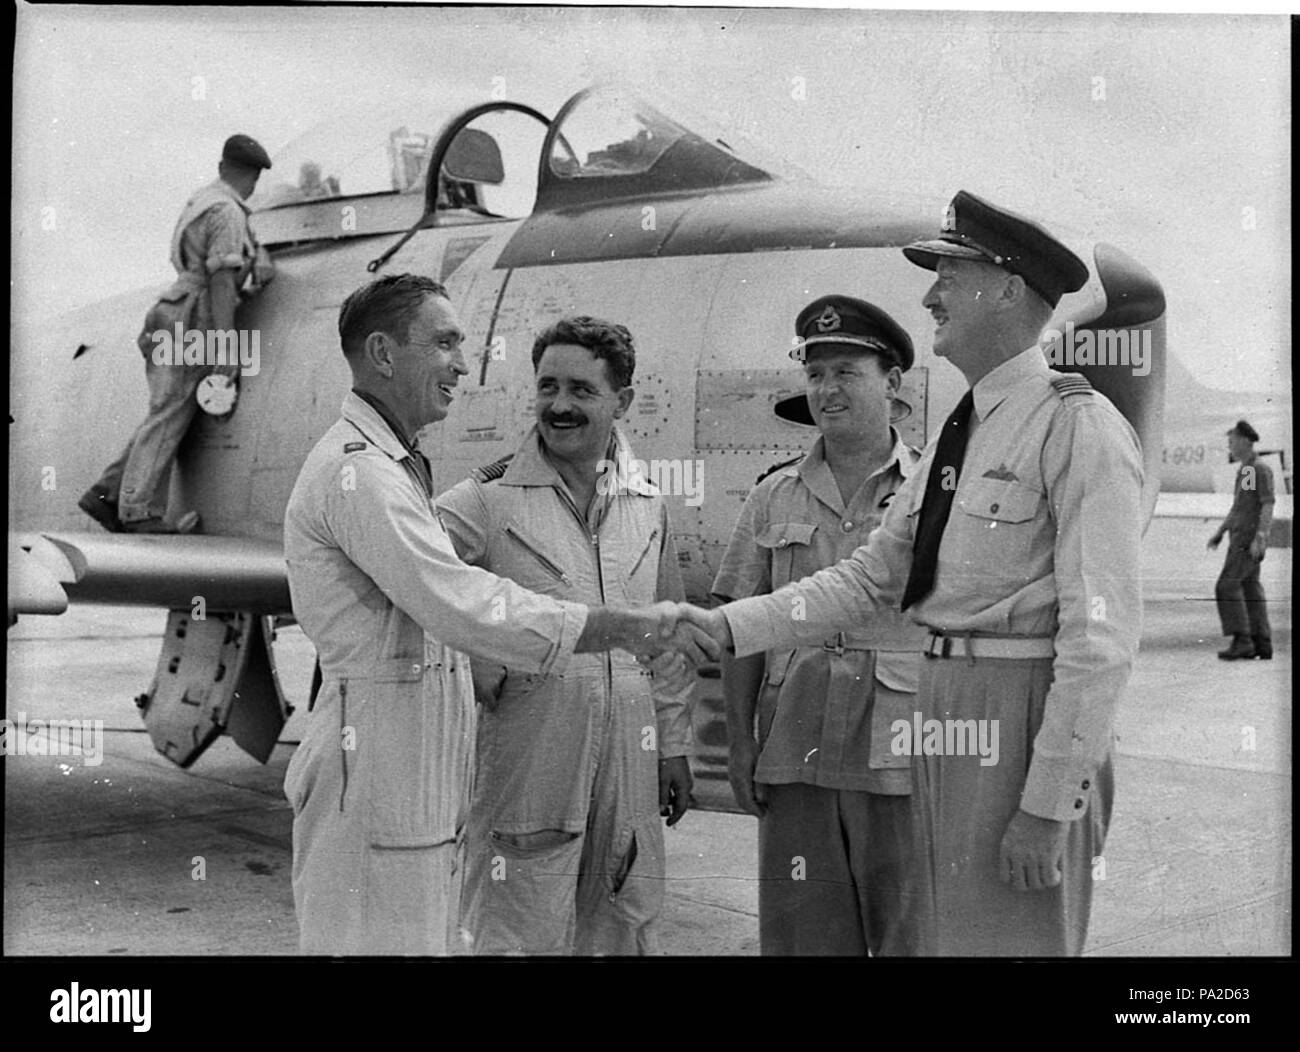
[1019, 752, 1100, 822]
[536, 600, 589, 679]
[721, 595, 786, 658]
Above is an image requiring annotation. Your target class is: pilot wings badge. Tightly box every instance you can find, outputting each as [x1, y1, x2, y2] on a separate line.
[981, 463, 1020, 482]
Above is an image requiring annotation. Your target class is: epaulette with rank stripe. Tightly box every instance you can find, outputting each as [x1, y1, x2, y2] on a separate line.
[755, 454, 804, 486]
[471, 454, 514, 483]
[1049, 372, 1094, 400]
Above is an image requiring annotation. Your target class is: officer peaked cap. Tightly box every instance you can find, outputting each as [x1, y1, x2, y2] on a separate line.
[902, 190, 1089, 308]
[789, 294, 914, 371]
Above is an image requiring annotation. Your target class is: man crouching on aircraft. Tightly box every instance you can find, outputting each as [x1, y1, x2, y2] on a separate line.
[435, 316, 695, 955]
[282, 275, 717, 955]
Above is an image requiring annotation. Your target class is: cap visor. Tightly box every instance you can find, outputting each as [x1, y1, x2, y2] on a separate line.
[902, 239, 991, 271]
[789, 335, 893, 361]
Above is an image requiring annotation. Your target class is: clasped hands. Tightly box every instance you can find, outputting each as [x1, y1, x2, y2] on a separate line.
[623, 602, 732, 673]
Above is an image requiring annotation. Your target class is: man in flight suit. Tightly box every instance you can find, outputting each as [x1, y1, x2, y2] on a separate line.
[685, 192, 1145, 955]
[283, 276, 716, 955]
[711, 295, 925, 955]
[437, 316, 695, 955]
[80, 134, 276, 534]
[1208, 419, 1274, 660]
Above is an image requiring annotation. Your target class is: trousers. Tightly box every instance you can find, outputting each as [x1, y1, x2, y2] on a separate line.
[461, 665, 664, 956]
[1215, 544, 1271, 641]
[757, 782, 917, 955]
[910, 656, 1113, 956]
[99, 351, 207, 522]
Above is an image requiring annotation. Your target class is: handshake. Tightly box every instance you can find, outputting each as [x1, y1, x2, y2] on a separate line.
[582, 601, 732, 667]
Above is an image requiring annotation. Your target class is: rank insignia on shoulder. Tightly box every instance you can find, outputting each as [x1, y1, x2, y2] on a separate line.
[471, 454, 514, 484]
[755, 455, 804, 486]
[1050, 373, 1094, 400]
[343, 442, 367, 453]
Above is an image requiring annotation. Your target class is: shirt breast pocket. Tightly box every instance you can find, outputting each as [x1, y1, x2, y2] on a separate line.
[754, 521, 818, 587]
[955, 477, 1043, 565]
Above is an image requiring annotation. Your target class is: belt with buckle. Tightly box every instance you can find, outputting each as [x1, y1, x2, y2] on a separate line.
[923, 632, 1055, 660]
[821, 632, 873, 657]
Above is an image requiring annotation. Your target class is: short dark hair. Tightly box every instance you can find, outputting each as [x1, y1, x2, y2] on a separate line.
[531, 315, 636, 390]
[338, 273, 448, 359]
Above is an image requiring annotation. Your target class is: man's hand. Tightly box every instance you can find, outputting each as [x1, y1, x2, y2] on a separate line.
[727, 735, 766, 817]
[643, 602, 722, 665]
[249, 246, 276, 292]
[659, 756, 693, 827]
[999, 809, 1069, 891]
[579, 602, 720, 665]
[1207, 530, 1224, 551]
[675, 604, 734, 654]
[1249, 534, 1267, 561]
[470, 661, 507, 712]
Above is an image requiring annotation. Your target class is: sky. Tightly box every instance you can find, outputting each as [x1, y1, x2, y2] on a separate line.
[11, 4, 1291, 392]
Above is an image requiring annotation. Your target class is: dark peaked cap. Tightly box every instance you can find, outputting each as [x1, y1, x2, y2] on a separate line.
[222, 134, 272, 170]
[1228, 420, 1260, 442]
[903, 190, 1089, 308]
[789, 294, 914, 371]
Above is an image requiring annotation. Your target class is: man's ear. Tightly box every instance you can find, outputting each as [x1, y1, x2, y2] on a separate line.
[1000, 273, 1029, 309]
[364, 331, 395, 378]
[884, 364, 903, 397]
[613, 386, 635, 418]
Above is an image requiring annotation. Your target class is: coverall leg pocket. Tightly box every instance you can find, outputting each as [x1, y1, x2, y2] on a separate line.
[577, 814, 665, 956]
[467, 828, 585, 955]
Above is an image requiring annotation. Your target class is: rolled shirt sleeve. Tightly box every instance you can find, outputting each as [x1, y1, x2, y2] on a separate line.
[202, 202, 251, 274]
[1020, 402, 1143, 821]
[332, 452, 587, 677]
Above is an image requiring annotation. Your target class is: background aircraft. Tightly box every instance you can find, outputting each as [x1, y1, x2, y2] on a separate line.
[8, 82, 1189, 786]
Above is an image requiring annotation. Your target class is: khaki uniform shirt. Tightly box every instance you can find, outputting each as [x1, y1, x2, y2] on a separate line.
[712, 431, 925, 794]
[722, 347, 1144, 822]
[1224, 455, 1275, 545]
[145, 179, 264, 340]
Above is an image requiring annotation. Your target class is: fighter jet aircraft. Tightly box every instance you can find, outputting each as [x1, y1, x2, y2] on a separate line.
[11, 83, 1173, 778]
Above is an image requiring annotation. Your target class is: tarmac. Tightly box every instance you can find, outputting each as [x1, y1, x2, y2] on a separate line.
[3, 518, 1290, 956]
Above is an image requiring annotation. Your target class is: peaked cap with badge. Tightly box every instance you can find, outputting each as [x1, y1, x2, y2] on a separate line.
[789, 294, 914, 371]
[1227, 419, 1260, 443]
[778, 294, 914, 426]
[902, 190, 1088, 308]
